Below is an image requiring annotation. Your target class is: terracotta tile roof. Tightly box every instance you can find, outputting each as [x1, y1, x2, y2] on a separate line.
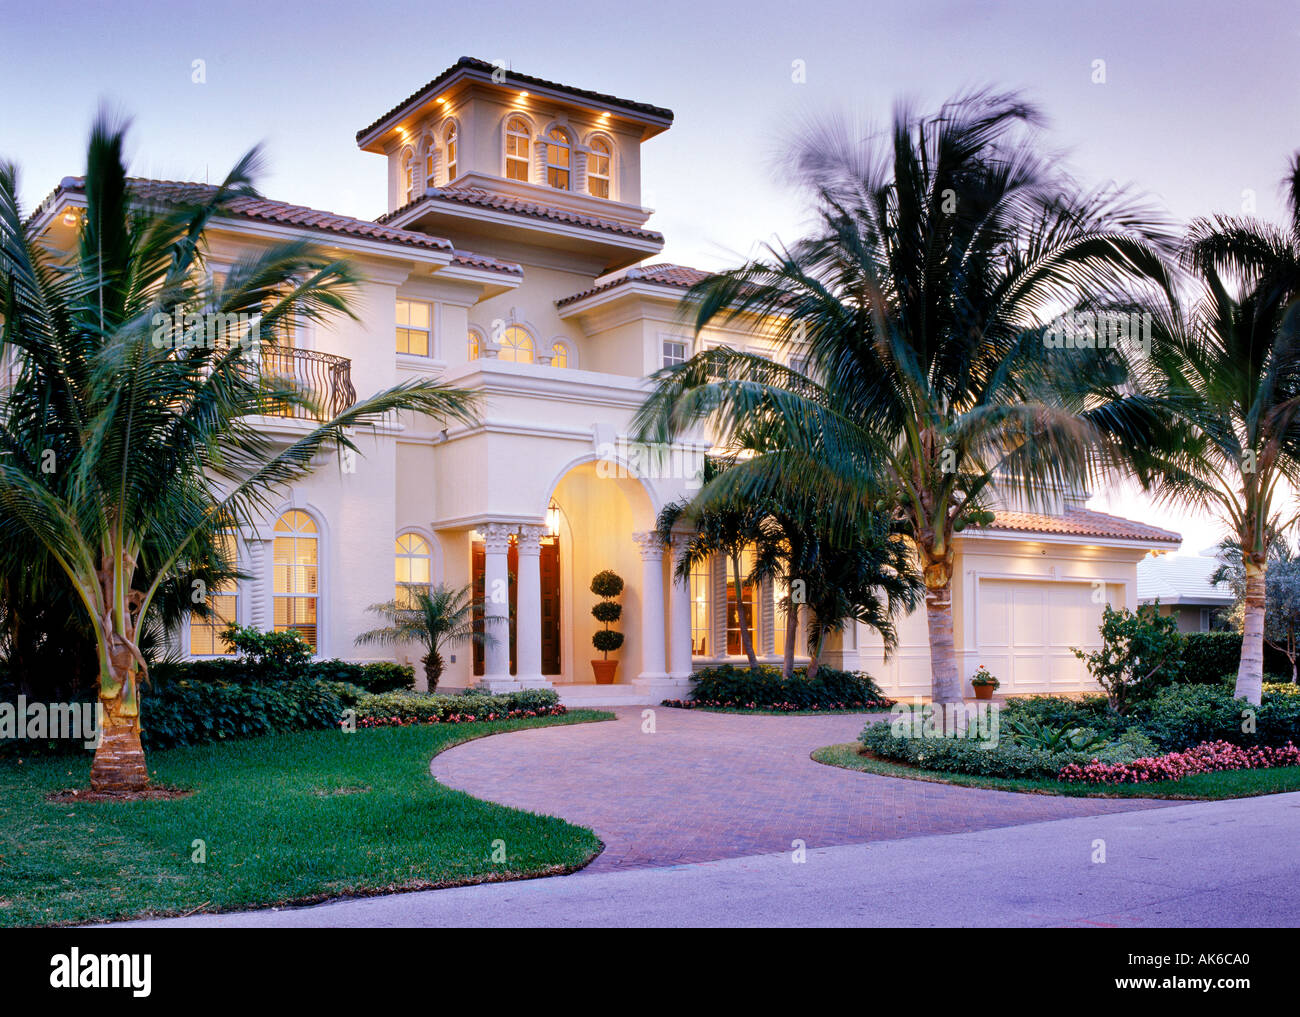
[448, 248, 522, 276]
[356, 56, 674, 144]
[379, 187, 664, 243]
[52, 177, 521, 276]
[557, 262, 710, 306]
[984, 508, 1181, 544]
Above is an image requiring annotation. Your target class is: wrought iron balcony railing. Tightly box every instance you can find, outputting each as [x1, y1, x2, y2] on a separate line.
[258, 345, 356, 421]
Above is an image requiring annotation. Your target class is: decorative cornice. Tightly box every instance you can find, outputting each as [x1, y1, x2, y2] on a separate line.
[632, 531, 666, 561]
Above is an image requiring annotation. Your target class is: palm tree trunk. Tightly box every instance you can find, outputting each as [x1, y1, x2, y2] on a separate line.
[731, 553, 759, 668]
[806, 625, 826, 681]
[89, 656, 147, 794]
[423, 650, 444, 692]
[1237, 556, 1266, 705]
[922, 548, 963, 706]
[782, 597, 798, 679]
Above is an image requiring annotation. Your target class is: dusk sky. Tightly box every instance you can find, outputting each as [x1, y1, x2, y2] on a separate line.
[4, 0, 1298, 553]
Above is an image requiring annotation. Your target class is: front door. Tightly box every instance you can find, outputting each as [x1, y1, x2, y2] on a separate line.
[541, 539, 561, 674]
[472, 540, 518, 676]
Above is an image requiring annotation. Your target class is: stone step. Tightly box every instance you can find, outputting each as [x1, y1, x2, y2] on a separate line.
[555, 684, 656, 707]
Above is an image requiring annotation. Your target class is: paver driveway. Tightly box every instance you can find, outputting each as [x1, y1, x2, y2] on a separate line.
[432, 707, 1174, 871]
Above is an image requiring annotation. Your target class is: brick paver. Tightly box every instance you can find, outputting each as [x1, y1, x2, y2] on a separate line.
[432, 708, 1175, 871]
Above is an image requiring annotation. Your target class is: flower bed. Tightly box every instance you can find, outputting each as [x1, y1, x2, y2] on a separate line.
[1059, 740, 1300, 784]
[662, 698, 888, 712]
[349, 688, 564, 728]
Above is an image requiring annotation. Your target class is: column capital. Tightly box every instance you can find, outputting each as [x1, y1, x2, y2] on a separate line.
[632, 531, 666, 561]
[480, 521, 514, 555]
[516, 523, 547, 553]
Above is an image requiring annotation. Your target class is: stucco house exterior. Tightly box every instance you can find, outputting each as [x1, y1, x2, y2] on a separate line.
[33, 56, 1184, 703]
[1138, 549, 1235, 633]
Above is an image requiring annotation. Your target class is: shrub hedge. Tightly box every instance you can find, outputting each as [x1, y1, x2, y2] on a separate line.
[350, 688, 563, 727]
[149, 658, 415, 693]
[672, 663, 891, 710]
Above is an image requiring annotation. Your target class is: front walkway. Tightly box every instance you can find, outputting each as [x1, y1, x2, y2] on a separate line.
[430, 708, 1173, 870]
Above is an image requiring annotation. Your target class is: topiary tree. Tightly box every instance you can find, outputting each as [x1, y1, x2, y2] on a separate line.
[590, 570, 624, 659]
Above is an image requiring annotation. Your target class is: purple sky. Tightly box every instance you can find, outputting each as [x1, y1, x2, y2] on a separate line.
[6, 0, 1299, 553]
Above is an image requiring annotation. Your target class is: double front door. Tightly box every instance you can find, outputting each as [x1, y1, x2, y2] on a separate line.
[472, 537, 561, 676]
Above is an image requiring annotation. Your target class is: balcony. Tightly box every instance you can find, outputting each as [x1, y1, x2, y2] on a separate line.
[258, 345, 356, 422]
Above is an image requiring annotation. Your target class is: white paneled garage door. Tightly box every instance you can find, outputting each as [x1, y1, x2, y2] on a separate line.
[974, 579, 1110, 694]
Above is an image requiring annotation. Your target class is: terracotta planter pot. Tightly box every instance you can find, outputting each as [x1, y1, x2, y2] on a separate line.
[972, 683, 995, 701]
[591, 659, 619, 685]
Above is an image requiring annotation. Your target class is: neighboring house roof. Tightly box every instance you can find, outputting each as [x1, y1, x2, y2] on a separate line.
[557, 262, 710, 306]
[44, 177, 522, 276]
[984, 508, 1182, 545]
[356, 56, 674, 145]
[380, 187, 665, 243]
[1137, 553, 1235, 606]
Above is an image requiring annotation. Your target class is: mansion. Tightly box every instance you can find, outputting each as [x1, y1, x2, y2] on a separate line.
[37, 57, 1182, 703]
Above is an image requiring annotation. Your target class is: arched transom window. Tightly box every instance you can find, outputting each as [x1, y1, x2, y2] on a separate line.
[467, 326, 483, 361]
[190, 529, 238, 656]
[499, 325, 534, 363]
[273, 509, 319, 651]
[401, 150, 415, 204]
[588, 137, 611, 198]
[505, 116, 531, 181]
[395, 533, 432, 607]
[550, 341, 569, 368]
[546, 128, 572, 190]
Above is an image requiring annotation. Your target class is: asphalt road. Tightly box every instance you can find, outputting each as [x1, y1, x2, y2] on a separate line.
[116, 791, 1300, 927]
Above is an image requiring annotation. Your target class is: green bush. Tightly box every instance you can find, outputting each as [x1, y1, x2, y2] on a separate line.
[859, 714, 1158, 778]
[352, 688, 561, 726]
[139, 677, 344, 751]
[307, 660, 415, 693]
[150, 657, 414, 692]
[683, 663, 890, 709]
[1131, 683, 1300, 751]
[1177, 633, 1244, 684]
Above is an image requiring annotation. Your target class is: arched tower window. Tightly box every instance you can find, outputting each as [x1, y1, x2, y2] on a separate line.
[588, 137, 611, 198]
[505, 116, 531, 181]
[546, 128, 572, 190]
[443, 121, 458, 183]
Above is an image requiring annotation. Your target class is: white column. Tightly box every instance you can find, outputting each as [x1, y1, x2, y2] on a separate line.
[514, 524, 549, 689]
[667, 534, 694, 680]
[632, 532, 668, 694]
[481, 522, 516, 691]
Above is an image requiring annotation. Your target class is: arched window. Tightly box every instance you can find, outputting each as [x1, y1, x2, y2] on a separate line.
[505, 116, 531, 181]
[546, 128, 572, 190]
[395, 533, 432, 607]
[588, 137, 611, 198]
[499, 325, 534, 363]
[401, 149, 415, 204]
[273, 509, 319, 651]
[190, 529, 238, 656]
[443, 121, 458, 183]
[550, 341, 569, 368]
[467, 326, 483, 361]
[424, 137, 436, 185]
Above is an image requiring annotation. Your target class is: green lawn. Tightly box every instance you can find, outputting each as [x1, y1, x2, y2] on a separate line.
[0, 711, 612, 927]
[813, 742, 1300, 799]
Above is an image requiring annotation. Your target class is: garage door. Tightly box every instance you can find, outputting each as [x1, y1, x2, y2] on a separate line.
[975, 579, 1109, 694]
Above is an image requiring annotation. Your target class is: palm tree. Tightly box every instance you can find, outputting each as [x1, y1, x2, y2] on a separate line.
[1128, 179, 1300, 702]
[635, 91, 1173, 706]
[355, 583, 491, 690]
[0, 115, 480, 793]
[656, 490, 770, 668]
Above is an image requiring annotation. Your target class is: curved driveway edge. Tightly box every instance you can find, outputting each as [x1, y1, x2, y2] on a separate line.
[431, 707, 1174, 871]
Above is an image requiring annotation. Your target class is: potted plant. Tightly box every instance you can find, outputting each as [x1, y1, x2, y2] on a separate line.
[970, 664, 1000, 701]
[590, 570, 624, 684]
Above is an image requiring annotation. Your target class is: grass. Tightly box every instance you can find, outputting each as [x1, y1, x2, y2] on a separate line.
[0, 710, 612, 927]
[813, 742, 1300, 800]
